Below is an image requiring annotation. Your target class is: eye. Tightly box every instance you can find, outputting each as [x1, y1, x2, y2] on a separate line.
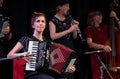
[36, 20, 45, 23]
[36, 20, 40, 22]
[41, 20, 45, 23]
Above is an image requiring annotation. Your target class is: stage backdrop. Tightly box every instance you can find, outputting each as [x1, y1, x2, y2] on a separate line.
[0, 0, 120, 79]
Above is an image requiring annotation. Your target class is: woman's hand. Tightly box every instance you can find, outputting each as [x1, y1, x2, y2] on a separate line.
[69, 21, 79, 32]
[110, 11, 117, 18]
[67, 65, 76, 73]
[22, 52, 33, 62]
[110, 11, 120, 22]
[72, 20, 79, 25]
[103, 45, 112, 53]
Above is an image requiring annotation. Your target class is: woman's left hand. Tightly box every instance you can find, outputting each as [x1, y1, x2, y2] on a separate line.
[67, 65, 76, 73]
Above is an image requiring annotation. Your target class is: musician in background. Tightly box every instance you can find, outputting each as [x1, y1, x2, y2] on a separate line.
[85, 10, 111, 79]
[7, 12, 75, 79]
[0, 0, 11, 58]
[85, 10, 120, 79]
[0, 19, 12, 56]
[0, 18, 13, 79]
[110, 10, 120, 28]
[0, 1, 13, 79]
[49, 0, 79, 79]
[0, 0, 12, 57]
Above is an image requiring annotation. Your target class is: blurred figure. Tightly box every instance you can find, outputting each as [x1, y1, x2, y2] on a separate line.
[0, 1, 13, 79]
[85, 10, 120, 79]
[49, 0, 79, 79]
[85, 10, 111, 79]
[0, 18, 12, 57]
[0, 16, 12, 79]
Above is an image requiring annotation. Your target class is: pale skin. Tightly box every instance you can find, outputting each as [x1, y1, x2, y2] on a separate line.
[86, 14, 112, 53]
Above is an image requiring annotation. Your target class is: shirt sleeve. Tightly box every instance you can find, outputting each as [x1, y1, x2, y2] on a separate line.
[85, 27, 93, 39]
[18, 36, 28, 47]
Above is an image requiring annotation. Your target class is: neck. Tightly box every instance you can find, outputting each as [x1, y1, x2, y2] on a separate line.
[94, 22, 100, 27]
[55, 12, 65, 21]
[33, 31, 43, 41]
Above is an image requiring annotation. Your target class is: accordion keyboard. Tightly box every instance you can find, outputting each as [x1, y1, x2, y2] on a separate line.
[25, 41, 38, 71]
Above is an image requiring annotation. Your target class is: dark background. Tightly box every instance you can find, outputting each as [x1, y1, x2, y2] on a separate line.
[1, 0, 120, 40]
[0, 0, 120, 79]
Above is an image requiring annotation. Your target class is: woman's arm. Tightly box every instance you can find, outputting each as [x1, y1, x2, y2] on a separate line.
[72, 20, 79, 39]
[7, 42, 28, 58]
[110, 11, 120, 28]
[49, 21, 78, 40]
[87, 38, 111, 53]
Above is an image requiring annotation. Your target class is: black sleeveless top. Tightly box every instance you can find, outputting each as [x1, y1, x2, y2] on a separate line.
[50, 16, 75, 50]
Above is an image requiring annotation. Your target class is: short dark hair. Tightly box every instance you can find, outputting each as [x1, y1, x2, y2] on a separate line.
[31, 12, 46, 26]
[55, 0, 70, 7]
[87, 11, 102, 26]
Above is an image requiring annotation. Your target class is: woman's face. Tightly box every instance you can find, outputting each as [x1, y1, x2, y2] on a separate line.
[32, 16, 46, 32]
[59, 3, 70, 15]
[1, 23, 10, 34]
[93, 15, 103, 24]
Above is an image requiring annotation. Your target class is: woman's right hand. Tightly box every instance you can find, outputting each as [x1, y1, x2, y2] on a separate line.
[110, 11, 117, 18]
[69, 23, 79, 32]
[103, 45, 112, 53]
[22, 52, 32, 62]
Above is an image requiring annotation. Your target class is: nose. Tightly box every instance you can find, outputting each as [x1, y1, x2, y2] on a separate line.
[39, 21, 43, 24]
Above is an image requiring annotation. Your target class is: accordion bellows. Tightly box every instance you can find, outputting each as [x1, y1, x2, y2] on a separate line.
[49, 42, 77, 74]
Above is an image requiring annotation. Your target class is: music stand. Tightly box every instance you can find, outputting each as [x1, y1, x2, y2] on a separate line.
[85, 50, 113, 79]
[95, 53, 113, 79]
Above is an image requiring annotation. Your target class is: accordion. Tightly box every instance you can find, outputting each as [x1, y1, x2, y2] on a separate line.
[49, 42, 77, 75]
[25, 41, 77, 75]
